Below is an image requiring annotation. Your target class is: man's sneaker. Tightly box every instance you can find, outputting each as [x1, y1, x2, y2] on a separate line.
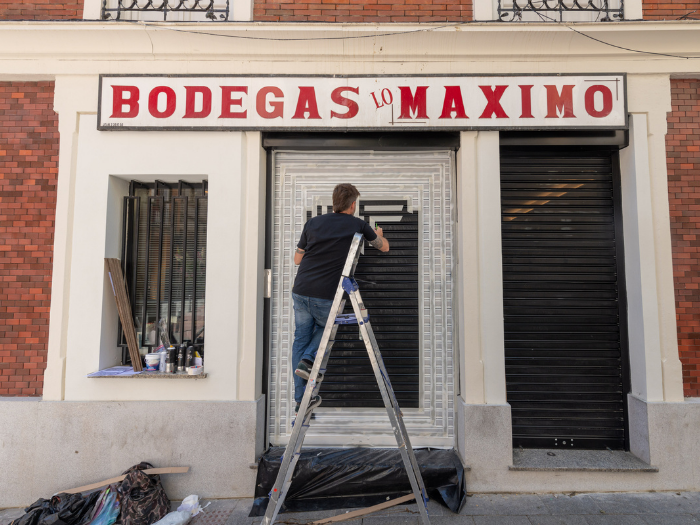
[295, 395, 322, 414]
[295, 359, 324, 381]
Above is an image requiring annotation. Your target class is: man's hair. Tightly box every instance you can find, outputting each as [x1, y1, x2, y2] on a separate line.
[332, 183, 361, 213]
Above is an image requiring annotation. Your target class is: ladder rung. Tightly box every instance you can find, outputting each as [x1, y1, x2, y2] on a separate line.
[335, 313, 370, 325]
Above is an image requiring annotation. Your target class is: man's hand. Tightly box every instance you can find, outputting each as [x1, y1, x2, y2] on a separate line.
[294, 247, 305, 265]
[370, 227, 390, 253]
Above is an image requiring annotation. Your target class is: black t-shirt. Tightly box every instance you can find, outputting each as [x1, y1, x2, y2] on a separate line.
[293, 213, 378, 300]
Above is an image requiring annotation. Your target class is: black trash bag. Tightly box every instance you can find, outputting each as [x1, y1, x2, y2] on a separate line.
[119, 462, 170, 525]
[12, 491, 101, 525]
[250, 447, 466, 516]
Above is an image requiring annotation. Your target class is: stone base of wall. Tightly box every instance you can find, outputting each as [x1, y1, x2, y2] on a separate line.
[456, 397, 700, 493]
[0, 397, 265, 508]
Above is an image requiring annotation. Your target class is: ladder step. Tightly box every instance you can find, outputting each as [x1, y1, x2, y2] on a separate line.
[335, 313, 370, 325]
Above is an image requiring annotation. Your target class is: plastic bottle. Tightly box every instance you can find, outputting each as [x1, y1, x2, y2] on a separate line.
[159, 346, 170, 373]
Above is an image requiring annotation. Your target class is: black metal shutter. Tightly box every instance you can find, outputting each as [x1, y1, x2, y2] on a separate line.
[500, 147, 628, 450]
[309, 200, 420, 408]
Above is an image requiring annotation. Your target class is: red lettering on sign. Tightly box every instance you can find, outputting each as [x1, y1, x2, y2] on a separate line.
[585, 85, 613, 118]
[148, 86, 176, 119]
[331, 87, 359, 119]
[292, 87, 321, 119]
[220, 86, 248, 119]
[381, 88, 393, 106]
[111, 86, 140, 118]
[370, 91, 384, 109]
[184, 86, 212, 119]
[479, 85, 508, 119]
[519, 85, 534, 119]
[398, 86, 428, 119]
[256, 86, 284, 119]
[439, 86, 468, 119]
[545, 85, 575, 118]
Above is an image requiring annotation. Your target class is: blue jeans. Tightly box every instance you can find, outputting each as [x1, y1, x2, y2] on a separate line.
[292, 292, 333, 403]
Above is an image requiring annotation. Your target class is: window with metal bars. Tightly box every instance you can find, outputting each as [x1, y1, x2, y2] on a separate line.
[119, 180, 208, 364]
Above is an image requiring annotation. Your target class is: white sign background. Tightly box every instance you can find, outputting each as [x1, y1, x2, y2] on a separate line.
[98, 74, 627, 131]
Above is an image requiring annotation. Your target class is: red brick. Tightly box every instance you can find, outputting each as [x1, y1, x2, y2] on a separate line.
[253, 0, 472, 21]
[668, 79, 700, 398]
[643, 0, 700, 19]
[0, 81, 57, 398]
[0, 1, 83, 20]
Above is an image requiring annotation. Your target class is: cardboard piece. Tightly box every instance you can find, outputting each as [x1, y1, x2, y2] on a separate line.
[310, 494, 415, 524]
[60, 467, 189, 494]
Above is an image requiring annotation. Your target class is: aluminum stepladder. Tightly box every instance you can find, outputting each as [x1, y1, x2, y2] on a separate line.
[262, 233, 431, 525]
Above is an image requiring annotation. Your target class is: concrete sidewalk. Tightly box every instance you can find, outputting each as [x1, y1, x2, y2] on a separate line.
[2, 492, 699, 525]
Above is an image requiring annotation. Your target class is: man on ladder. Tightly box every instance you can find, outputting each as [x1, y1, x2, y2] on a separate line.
[262, 183, 432, 525]
[291, 183, 389, 414]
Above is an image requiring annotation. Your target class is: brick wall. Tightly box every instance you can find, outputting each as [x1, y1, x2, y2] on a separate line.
[668, 79, 700, 398]
[254, 0, 473, 23]
[0, 0, 84, 20]
[0, 81, 58, 397]
[643, 1, 700, 20]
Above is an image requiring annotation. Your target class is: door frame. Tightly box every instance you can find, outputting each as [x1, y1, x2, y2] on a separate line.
[261, 132, 460, 448]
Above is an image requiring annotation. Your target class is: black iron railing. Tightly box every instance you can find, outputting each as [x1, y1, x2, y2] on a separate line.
[119, 180, 208, 364]
[102, 0, 230, 21]
[498, 0, 623, 21]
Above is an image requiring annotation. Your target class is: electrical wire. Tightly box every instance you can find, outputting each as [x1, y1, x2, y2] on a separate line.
[566, 24, 700, 59]
[77, 14, 700, 60]
[530, 10, 700, 59]
[138, 19, 472, 41]
[137, 18, 700, 60]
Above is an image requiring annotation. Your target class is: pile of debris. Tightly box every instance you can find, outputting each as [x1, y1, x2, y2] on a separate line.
[12, 463, 203, 525]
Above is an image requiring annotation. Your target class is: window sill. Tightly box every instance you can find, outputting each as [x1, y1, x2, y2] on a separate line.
[509, 449, 658, 473]
[88, 368, 208, 380]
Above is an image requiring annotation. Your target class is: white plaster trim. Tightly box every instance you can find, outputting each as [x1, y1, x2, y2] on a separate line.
[625, 74, 685, 402]
[232, 0, 254, 21]
[625, 0, 643, 20]
[1, 23, 700, 79]
[43, 77, 94, 401]
[620, 114, 665, 402]
[457, 132, 484, 404]
[56, 111, 247, 401]
[476, 132, 507, 404]
[237, 132, 266, 401]
[82, 0, 100, 20]
[473, 0, 495, 21]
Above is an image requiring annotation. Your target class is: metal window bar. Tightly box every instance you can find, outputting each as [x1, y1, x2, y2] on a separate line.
[497, 0, 623, 21]
[102, 0, 230, 21]
[118, 181, 207, 364]
[119, 195, 140, 365]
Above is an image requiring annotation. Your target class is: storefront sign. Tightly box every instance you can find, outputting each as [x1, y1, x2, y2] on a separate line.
[98, 75, 626, 131]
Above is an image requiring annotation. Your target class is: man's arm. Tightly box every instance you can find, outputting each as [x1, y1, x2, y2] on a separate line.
[369, 227, 390, 253]
[294, 247, 305, 265]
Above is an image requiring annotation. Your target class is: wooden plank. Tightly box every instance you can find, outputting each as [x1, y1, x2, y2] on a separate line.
[105, 258, 142, 371]
[61, 467, 190, 494]
[310, 494, 415, 525]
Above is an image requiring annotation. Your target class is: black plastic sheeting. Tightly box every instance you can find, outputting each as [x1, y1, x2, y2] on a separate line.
[11, 491, 101, 525]
[250, 448, 466, 516]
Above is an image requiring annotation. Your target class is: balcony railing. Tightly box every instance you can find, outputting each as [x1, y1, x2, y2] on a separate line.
[101, 0, 230, 21]
[498, 0, 623, 21]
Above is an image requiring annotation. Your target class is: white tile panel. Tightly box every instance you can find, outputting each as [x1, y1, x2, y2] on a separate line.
[269, 150, 455, 447]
